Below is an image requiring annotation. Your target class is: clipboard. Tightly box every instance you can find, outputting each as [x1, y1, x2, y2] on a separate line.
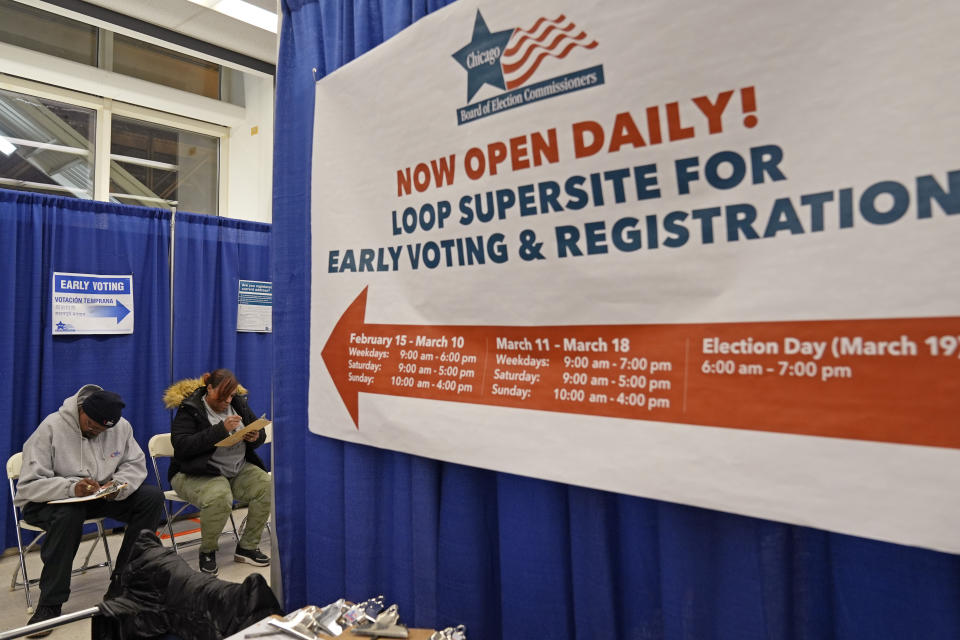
[216, 416, 271, 447]
[49, 481, 128, 504]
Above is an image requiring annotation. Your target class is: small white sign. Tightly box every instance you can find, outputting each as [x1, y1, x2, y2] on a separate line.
[52, 272, 134, 335]
[238, 280, 272, 332]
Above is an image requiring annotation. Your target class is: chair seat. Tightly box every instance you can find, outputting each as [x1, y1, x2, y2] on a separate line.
[18, 520, 43, 533]
[19, 517, 111, 532]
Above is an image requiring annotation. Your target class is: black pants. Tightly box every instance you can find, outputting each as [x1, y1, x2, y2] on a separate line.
[22, 484, 164, 606]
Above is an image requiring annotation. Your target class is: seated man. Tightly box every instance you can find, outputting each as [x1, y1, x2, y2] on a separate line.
[15, 385, 164, 638]
[167, 368, 271, 575]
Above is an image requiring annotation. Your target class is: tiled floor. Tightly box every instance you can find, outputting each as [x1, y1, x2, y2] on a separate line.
[0, 509, 273, 639]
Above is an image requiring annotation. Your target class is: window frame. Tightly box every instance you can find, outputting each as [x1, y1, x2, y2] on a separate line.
[0, 74, 228, 213]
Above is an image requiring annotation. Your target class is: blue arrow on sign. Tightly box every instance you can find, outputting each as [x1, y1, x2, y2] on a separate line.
[86, 300, 131, 323]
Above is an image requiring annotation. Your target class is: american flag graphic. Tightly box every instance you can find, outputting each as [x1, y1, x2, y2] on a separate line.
[501, 15, 599, 90]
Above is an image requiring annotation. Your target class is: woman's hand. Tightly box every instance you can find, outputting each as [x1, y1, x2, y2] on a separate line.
[224, 415, 243, 432]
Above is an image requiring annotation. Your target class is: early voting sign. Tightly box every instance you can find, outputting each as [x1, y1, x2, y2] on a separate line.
[310, 0, 960, 553]
[52, 272, 133, 335]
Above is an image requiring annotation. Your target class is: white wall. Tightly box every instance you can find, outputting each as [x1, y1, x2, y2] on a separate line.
[226, 73, 274, 224]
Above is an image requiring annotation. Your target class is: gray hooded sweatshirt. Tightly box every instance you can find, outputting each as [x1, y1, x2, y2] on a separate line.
[14, 384, 147, 506]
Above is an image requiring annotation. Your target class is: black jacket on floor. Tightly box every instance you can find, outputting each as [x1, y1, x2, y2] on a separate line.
[93, 530, 282, 640]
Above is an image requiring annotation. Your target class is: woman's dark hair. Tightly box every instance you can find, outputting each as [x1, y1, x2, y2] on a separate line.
[203, 368, 239, 398]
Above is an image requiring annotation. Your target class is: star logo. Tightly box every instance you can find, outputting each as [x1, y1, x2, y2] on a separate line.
[56, 321, 66, 331]
[451, 11, 514, 102]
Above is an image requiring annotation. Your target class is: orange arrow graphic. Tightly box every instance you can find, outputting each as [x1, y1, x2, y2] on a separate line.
[321, 287, 960, 448]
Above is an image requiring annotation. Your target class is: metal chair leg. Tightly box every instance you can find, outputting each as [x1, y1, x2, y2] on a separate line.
[237, 513, 272, 546]
[74, 522, 113, 574]
[101, 522, 114, 567]
[77, 529, 101, 573]
[11, 527, 37, 613]
[228, 511, 240, 544]
[11, 525, 112, 613]
[158, 499, 243, 551]
[162, 500, 181, 554]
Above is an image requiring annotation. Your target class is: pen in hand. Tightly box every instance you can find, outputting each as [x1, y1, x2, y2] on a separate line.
[75, 477, 101, 497]
[224, 415, 243, 432]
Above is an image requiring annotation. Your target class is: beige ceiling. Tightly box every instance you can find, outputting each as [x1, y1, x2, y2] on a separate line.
[77, 0, 279, 65]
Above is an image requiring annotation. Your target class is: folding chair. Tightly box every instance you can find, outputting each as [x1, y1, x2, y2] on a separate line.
[6, 452, 113, 613]
[147, 433, 239, 554]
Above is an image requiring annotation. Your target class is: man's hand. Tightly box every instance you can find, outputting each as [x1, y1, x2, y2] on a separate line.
[101, 480, 119, 501]
[74, 477, 101, 497]
[242, 429, 260, 442]
[224, 415, 243, 432]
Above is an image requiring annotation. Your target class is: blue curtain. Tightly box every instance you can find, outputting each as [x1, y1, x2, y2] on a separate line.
[0, 188, 171, 546]
[171, 212, 273, 416]
[275, 4, 960, 639]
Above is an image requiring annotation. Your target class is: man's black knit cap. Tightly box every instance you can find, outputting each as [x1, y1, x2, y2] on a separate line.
[82, 390, 125, 427]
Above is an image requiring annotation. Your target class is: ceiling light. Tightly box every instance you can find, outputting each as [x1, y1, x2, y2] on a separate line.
[187, 0, 277, 33]
[0, 137, 15, 156]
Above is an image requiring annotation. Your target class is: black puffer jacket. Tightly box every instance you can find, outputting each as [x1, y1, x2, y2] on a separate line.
[94, 530, 282, 640]
[169, 386, 266, 481]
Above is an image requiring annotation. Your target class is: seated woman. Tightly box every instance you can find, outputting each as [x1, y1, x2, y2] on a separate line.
[167, 369, 271, 575]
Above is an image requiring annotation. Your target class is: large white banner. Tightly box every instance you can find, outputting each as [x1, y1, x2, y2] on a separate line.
[311, 0, 960, 553]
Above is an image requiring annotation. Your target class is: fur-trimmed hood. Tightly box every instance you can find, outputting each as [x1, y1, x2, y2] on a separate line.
[163, 378, 248, 410]
[166, 378, 263, 480]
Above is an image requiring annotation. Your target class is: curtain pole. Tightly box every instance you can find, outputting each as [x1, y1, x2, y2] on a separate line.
[169, 206, 176, 387]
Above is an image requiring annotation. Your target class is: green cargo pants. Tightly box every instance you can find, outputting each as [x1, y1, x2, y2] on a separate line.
[171, 462, 272, 552]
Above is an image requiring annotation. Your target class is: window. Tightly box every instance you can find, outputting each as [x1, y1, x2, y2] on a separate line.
[0, 3, 235, 214]
[0, 0, 225, 102]
[113, 35, 221, 100]
[0, 88, 96, 198]
[0, 0, 98, 66]
[0, 81, 226, 214]
[110, 115, 219, 214]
